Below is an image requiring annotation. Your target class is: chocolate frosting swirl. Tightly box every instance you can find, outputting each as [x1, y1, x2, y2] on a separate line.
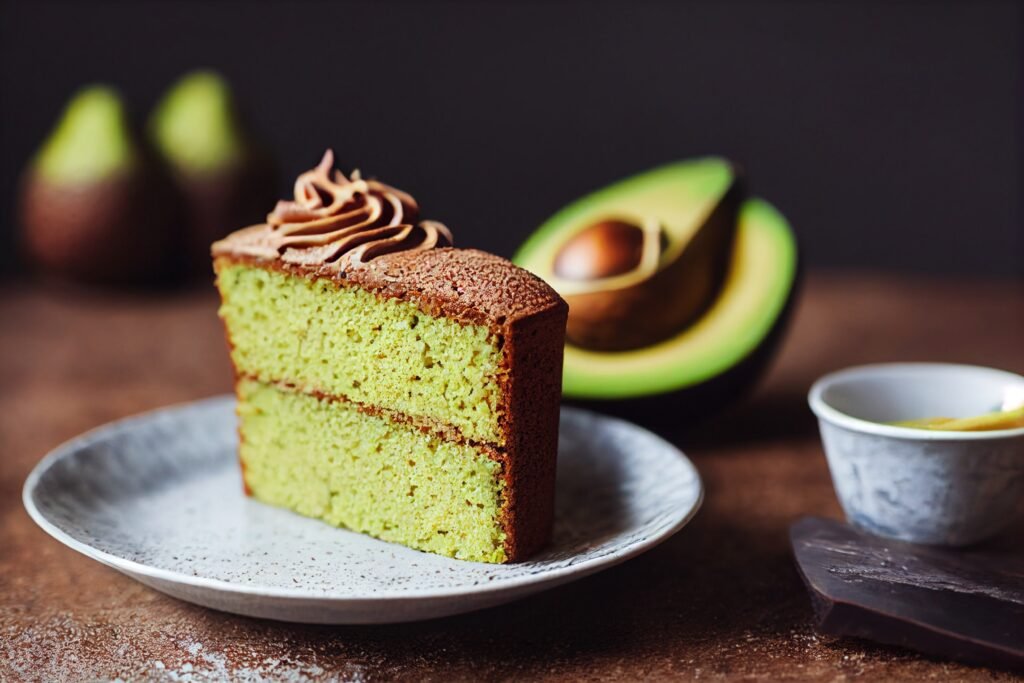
[212, 150, 453, 272]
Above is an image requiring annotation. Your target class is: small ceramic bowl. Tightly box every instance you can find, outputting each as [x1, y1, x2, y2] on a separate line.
[808, 363, 1024, 546]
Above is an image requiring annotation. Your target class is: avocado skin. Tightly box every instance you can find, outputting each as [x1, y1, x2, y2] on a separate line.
[18, 150, 179, 286]
[565, 262, 802, 432]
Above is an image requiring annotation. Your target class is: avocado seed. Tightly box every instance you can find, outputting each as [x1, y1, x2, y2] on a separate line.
[553, 219, 645, 281]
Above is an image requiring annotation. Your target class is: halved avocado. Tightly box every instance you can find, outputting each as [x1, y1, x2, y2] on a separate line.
[515, 161, 798, 409]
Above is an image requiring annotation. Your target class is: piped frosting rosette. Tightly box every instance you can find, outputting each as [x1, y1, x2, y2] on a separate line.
[213, 150, 452, 273]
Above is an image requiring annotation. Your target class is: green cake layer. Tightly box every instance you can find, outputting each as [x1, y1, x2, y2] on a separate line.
[217, 263, 505, 445]
[238, 378, 508, 563]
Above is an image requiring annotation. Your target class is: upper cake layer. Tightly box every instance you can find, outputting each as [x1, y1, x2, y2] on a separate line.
[217, 259, 506, 444]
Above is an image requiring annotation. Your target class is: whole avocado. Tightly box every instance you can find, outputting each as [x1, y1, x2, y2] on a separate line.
[149, 71, 276, 277]
[19, 86, 179, 285]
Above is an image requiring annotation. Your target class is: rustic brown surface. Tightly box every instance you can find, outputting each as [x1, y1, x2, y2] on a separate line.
[1, 273, 1022, 682]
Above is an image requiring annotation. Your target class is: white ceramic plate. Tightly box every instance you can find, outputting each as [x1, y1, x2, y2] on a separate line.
[23, 396, 702, 624]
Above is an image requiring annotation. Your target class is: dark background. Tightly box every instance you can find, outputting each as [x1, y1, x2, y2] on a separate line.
[1, 0, 1021, 278]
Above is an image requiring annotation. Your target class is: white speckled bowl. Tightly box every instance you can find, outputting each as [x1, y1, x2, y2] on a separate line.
[809, 363, 1024, 546]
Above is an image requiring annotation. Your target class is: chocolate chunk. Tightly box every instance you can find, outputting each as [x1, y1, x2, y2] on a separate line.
[790, 516, 1024, 671]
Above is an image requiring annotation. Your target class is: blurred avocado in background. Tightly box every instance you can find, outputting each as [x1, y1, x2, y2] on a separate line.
[149, 70, 276, 277]
[18, 86, 179, 285]
[17, 71, 276, 287]
[514, 160, 800, 425]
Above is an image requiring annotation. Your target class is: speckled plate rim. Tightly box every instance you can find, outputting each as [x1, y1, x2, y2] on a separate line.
[23, 395, 703, 603]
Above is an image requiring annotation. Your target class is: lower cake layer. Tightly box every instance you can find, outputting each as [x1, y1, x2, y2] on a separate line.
[236, 379, 509, 563]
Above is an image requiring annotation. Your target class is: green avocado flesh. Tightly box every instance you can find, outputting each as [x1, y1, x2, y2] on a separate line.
[238, 379, 507, 563]
[515, 159, 797, 400]
[150, 70, 246, 173]
[35, 86, 137, 184]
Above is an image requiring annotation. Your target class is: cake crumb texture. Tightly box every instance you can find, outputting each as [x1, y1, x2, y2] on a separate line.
[238, 379, 508, 563]
[217, 261, 506, 446]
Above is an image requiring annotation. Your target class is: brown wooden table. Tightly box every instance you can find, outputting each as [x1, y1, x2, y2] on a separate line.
[2, 273, 1022, 681]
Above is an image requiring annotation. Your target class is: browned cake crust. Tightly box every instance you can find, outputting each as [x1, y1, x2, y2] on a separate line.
[347, 248, 568, 326]
[215, 248, 567, 561]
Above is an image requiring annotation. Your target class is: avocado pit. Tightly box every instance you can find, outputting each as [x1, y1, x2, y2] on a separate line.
[553, 219, 646, 281]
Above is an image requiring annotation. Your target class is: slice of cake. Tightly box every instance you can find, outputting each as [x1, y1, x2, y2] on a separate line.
[212, 151, 567, 563]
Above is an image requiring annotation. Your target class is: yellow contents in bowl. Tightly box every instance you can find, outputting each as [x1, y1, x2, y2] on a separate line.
[893, 406, 1024, 431]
